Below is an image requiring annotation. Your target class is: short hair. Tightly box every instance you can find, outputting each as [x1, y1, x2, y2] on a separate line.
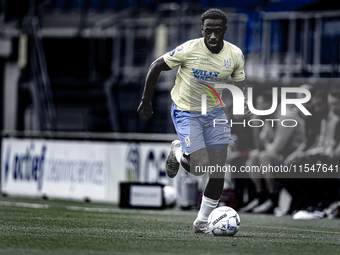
[201, 9, 228, 27]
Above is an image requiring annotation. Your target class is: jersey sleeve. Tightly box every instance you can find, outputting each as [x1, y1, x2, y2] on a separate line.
[231, 49, 245, 82]
[163, 43, 187, 69]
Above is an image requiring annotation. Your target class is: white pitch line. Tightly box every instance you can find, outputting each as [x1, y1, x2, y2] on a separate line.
[65, 206, 194, 216]
[0, 201, 193, 216]
[0, 201, 49, 209]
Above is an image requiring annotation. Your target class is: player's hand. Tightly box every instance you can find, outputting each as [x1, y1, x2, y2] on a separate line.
[137, 100, 153, 119]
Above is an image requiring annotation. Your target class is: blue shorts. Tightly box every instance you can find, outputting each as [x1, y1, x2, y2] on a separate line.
[171, 102, 234, 155]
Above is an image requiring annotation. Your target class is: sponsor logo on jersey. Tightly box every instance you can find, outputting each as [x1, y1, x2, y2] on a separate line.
[192, 68, 219, 81]
[197, 57, 210, 61]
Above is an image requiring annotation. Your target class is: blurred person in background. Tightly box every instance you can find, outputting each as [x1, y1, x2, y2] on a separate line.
[238, 92, 275, 213]
[309, 89, 340, 212]
[330, 89, 340, 161]
[287, 88, 340, 216]
[282, 86, 322, 214]
[138, 9, 249, 233]
[303, 90, 339, 160]
[326, 89, 340, 206]
[226, 112, 255, 210]
[284, 84, 318, 165]
[239, 90, 305, 214]
[327, 89, 340, 210]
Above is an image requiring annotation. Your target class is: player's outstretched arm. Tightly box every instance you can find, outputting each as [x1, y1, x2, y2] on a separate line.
[233, 79, 252, 116]
[137, 57, 171, 119]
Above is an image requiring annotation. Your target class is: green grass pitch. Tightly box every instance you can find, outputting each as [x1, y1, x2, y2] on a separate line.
[0, 196, 339, 255]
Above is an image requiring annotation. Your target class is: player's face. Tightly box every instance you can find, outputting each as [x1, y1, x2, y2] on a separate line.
[202, 19, 227, 54]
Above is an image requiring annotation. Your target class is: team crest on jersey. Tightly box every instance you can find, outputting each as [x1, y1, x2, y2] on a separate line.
[223, 59, 232, 72]
[224, 59, 232, 68]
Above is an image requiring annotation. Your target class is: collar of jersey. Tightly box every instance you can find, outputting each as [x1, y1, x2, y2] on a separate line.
[200, 38, 226, 55]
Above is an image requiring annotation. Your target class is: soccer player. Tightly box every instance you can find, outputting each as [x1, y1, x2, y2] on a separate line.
[138, 9, 247, 234]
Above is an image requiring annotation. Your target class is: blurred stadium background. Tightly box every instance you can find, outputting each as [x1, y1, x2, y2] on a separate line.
[1, 0, 340, 207]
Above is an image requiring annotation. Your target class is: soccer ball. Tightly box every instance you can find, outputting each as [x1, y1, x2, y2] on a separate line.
[208, 206, 240, 236]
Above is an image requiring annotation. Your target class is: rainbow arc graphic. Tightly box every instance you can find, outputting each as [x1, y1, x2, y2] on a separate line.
[197, 81, 223, 106]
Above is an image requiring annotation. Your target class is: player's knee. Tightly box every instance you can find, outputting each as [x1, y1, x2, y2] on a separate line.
[180, 156, 190, 171]
[191, 153, 210, 167]
[209, 171, 225, 179]
[189, 148, 210, 166]
[209, 177, 225, 185]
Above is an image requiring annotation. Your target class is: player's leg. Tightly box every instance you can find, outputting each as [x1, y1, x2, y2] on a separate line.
[165, 140, 182, 178]
[200, 107, 233, 199]
[193, 147, 228, 234]
[165, 102, 188, 178]
[166, 142, 209, 178]
[180, 148, 210, 176]
[204, 148, 228, 199]
[193, 108, 233, 233]
[170, 142, 226, 233]
[167, 136, 218, 233]
[166, 102, 207, 178]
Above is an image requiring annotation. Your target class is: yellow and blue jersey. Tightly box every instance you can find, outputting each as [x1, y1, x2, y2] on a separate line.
[163, 38, 245, 112]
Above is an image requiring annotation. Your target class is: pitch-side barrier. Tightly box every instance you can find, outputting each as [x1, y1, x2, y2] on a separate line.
[0, 131, 191, 204]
